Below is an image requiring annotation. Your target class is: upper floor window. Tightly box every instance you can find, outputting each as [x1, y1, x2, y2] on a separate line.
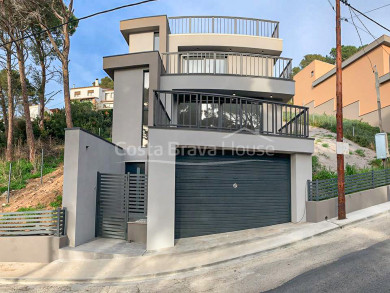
[74, 91, 81, 98]
[311, 71, 314, 77]
[182, 53, 227, 74]
[153, 32, 159, 51]
[87, 90, 94, 96]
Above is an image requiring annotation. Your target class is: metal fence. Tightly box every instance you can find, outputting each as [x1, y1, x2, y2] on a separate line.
[154, 90, 309, 138]
[308, 168, 390, 201]
[96, 172, 147, 240]
[168, 16, 279, 38]
[0, 208, 66, 237]
[161, 51, 292, 80]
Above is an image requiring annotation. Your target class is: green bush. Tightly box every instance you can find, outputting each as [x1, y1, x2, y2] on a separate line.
[310, 114, 387, 149]
[50, 195, 62, 208]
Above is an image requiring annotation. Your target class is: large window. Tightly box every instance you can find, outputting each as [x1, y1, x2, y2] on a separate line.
[182, 53, 227, 74]
[142, 71, 150, 148]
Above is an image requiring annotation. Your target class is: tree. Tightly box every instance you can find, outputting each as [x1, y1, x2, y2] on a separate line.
[24, 0, 78, 128]
[327, 45, 366, 64]
[99, 76, 114, 89]
[29, 25, 57, 130]
[0, 0, 36, 163]
[292, 54, 332, 77]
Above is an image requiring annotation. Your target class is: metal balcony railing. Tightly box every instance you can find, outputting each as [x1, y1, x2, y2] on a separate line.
[168, 16, 279, 38]
[154, 90, 309, 138]
[161, 51, 293, 80]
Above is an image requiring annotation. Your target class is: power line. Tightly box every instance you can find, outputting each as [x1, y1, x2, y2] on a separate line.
[341, 0, 390, 34]
[347, 7, 374, 71]
[350, 6, 390, 57]
[345, 3, 390, 20]
[0, 0, 158, 48]
[326, 0, 373, 36]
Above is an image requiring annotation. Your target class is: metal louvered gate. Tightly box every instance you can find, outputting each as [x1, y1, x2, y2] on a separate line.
[96, 172, 147, 240]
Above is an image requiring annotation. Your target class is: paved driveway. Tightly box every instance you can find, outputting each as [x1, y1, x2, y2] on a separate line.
[0, 213, 389, 292]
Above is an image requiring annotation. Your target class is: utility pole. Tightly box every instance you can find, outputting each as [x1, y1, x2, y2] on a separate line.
[336, 0, 346, 220]
[374, 66, 384, 132]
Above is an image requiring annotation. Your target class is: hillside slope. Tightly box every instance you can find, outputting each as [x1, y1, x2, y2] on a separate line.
[311, 126, 376, 172]
[0, 165, 63, 213]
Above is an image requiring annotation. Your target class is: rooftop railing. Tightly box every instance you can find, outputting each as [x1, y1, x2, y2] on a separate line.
[154, 90, 309, 138]
[168, 16, 279, 38]
[161, 51, 293, 80]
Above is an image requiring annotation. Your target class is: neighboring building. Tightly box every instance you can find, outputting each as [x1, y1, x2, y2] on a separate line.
[63, 15, 314, 250]
[294, 35, 390, 132]
[70, 79, 114, 109]
[29, 104, 52, 120]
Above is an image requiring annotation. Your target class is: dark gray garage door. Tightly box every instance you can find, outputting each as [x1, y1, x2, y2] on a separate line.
[175, 149, 291, 239]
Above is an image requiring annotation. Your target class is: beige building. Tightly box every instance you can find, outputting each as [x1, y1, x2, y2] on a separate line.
[294, 35, 390, 132]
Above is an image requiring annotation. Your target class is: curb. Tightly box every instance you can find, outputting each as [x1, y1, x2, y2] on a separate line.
[0, 209, 388, 285]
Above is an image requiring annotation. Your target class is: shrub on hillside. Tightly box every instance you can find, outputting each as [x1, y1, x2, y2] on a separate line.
[310, 114, 385, 149]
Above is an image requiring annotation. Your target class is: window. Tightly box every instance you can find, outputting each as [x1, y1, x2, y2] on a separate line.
[153, 32, 159, 51]
[87, 90, 94, 96]
[182, 53, 227, 74]
[142, 71, 150, 148]
[74, 91, 81, 97]
[311, 71, 314, 77]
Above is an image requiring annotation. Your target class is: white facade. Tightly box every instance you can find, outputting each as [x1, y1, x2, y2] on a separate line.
[29, 104, 52, 121]
[70, 79, 114, 110]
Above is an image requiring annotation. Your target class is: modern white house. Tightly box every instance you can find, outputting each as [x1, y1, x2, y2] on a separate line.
[63, 15, 314, 251]
[70, 79, 114, 109]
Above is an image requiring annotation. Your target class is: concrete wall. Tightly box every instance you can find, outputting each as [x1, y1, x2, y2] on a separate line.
[291, 154, 312, 222]
[160, 74, 295, 102]
[306, 185, 390, 222]
[112, 68, 145, 149]
[306, 97, 390, 132]
[168, 34, 283, 55]
[120, 15, 169, 54]
[63, 128, 125, 247]
[0, 236, 68, 263]
[147, 128, 314, 250]
[129, 32, 154, 53]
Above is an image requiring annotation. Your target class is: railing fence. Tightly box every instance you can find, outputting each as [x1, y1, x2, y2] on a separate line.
[161, 51, 292, 80]
[168, 16, 279, 38]
[0, 208, 66, 237]
[308, 168, 390, 201]
[154, 90, 309, 138]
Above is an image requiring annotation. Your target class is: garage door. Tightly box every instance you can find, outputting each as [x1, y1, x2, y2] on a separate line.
[175, 149, 291, 239]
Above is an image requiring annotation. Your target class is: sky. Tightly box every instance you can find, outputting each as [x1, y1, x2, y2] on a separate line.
[45, 0, 390, 108]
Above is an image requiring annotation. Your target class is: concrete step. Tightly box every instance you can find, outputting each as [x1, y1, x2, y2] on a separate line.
[58, 238, 146, 260]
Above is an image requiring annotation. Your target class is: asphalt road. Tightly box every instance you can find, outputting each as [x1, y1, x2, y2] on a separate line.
[1, 213, 389, 293]
[268, 239, 390, 293]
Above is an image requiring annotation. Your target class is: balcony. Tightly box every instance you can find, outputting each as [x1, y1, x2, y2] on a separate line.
[154, 90, 309, 138]
[168, 16, 279, 38]
[161, 51, 293, 80]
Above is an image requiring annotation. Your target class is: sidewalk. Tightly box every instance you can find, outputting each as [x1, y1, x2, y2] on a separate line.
[0, 202, 389, 284]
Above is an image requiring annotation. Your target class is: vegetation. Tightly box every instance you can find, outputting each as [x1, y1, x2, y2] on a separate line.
[0, 153, 63, 193]
[50, 195, 62, 208]
[309, 114, 386, 150]
[99, 77, 114, 89]
[321, 143, 329, 148]
[355, 149, 366, 157]
[292, 45, 366, 77]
